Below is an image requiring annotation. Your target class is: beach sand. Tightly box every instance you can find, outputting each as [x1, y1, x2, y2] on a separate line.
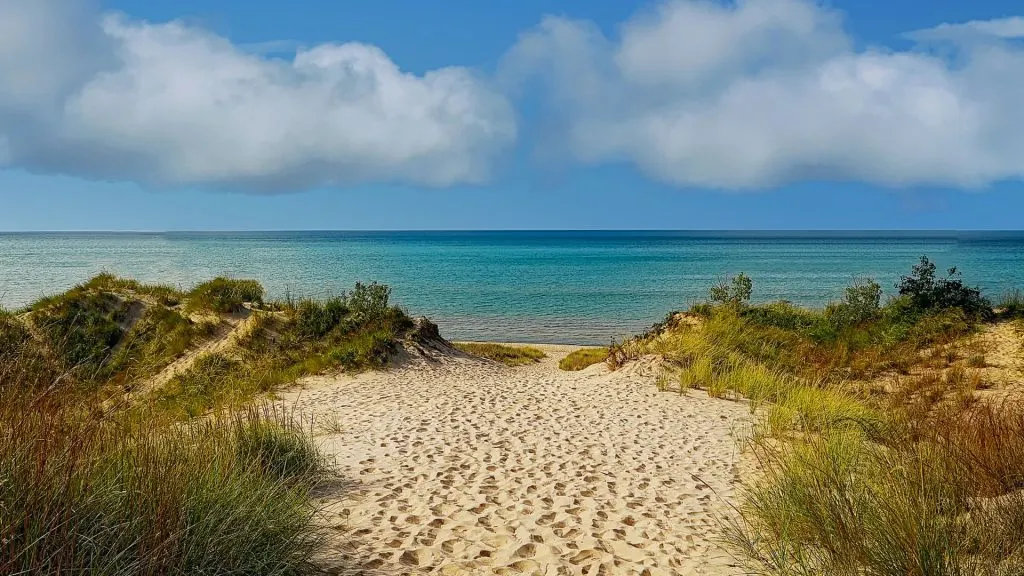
[282, 343, 753, 575]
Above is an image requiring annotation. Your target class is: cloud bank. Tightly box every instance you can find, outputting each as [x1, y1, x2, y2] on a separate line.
[0, 0, 516, 191]
[2, 0, 1024, 191]
[503, 0, 1024, 189]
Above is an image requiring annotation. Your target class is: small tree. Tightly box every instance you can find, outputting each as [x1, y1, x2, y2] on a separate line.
[896, 256, 992, 320]
[710, 273, 753, 309]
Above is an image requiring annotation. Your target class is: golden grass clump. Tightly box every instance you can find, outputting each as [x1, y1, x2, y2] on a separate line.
[454, 342, 547, 366]
[559, 347, 609, 371]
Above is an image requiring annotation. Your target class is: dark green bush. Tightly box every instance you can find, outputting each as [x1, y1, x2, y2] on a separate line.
[827, 278, 882, 328]
[896, 256, 992, 320]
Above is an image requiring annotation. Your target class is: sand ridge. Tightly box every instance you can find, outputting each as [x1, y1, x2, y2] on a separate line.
[283, 345, 752, 575]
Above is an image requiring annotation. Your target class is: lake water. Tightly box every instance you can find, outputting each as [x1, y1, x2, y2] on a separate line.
[1, 231, 1022, 345]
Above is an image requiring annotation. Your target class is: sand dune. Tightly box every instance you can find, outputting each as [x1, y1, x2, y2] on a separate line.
[283, 345, 752, 575]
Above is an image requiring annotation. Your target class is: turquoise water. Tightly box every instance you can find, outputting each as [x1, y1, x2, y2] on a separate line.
[1, 231, 1022, 345]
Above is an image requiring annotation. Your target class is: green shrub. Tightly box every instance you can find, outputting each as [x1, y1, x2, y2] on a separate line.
[347, 281, 391, 322]
[743, 301, 823, 332]
[710, 272, 753, 309]
[897, 256, 992, 320]
[188, 278, 265, 313]
[826, 278, 883, 330]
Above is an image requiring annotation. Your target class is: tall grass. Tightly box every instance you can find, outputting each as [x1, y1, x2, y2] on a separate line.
[187, 277, 265, 313]
[998, 288, 1024, 318]
[0, 275, 424, 575]
[626, 265, 1024, 575]
[0, 368, 330, 575]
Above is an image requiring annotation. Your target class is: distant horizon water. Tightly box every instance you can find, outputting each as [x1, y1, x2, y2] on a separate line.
[2, 230, 1022, 345]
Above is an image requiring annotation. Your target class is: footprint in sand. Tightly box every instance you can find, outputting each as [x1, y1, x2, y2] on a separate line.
[280, 344, 752, 575]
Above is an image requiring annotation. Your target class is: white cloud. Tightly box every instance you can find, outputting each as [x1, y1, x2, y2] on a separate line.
[0, 0, 516, 191]
[907, 16, 1024, 42]
[503, 0, 1024, 189]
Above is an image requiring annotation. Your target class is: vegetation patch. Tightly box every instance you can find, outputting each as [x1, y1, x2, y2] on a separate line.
[618, 256, 1024, 575]
[0, 344, 330, 575]
[0, 274, 430, 576]
[559, 347, 609, 371]
[83, 272, 184, 306]
[187, 277, 265, 313]
[158, 282, 412, 418]
[30, 289, 129, 374]
[454, 342, 546, 366]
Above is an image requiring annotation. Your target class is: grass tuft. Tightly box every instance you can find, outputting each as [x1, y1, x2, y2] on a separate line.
[187, 277, 265, 313]
[454, 342, 546, 366]
[559, 347, 609, 371]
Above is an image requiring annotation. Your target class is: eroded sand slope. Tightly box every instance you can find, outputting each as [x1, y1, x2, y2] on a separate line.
[283, 345, 752, 575]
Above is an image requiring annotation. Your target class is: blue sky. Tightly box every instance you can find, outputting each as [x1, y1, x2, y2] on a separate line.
[1, 0, 1023, 230]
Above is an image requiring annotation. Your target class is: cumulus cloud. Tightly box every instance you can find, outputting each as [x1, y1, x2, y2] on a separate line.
[0, 0, 516, 191]
[502, 0, 1024, 189]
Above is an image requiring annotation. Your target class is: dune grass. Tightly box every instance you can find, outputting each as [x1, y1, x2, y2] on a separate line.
[83, 272, 185, 306]
[620, 260, 1024, 575]
[454, 342, 546, 366]
[0, 346, 330, 575]
[0, 275, 422, 574]
[558, 347, 609, 371]
[999, 288, 1024, 318]
[187, 277, 265, 313]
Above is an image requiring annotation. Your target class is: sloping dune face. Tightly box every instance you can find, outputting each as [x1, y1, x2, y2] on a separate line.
[284, 345, 752, 575]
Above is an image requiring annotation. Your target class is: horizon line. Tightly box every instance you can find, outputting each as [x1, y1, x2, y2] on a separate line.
[2, 228, 1024, 234]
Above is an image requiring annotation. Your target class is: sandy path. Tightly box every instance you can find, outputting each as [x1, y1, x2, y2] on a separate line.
[283, 345, 752, 576]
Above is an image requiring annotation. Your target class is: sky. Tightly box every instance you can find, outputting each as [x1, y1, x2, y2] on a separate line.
[1, 0, 1024, 230]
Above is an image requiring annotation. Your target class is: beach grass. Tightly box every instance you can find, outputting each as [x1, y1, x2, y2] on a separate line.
[186, 277, 265, 313]
[559, 347, 609, 371]
[0, 274, 422, 574]
[454, 342, 546, 366]
[617, 258, 1024, 574]
[0, 351, 330, 575]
